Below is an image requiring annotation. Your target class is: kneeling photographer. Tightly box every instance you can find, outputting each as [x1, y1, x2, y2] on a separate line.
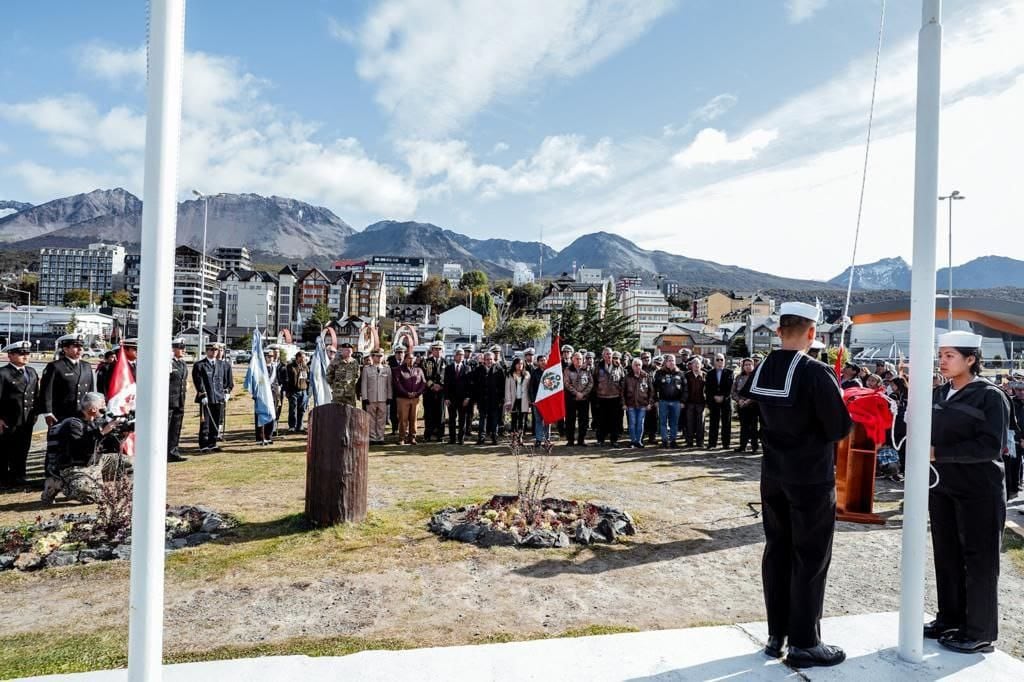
[42, 392, 129, 504]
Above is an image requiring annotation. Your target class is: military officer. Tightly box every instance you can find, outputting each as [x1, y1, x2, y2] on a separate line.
[38, 332, 95, 426]
[327, 342, 361, 407]
[421, 341, 447, 441]
[167, 338, 188, 462]
[0, 341, 38, 487]
[192, 343, 227, 452]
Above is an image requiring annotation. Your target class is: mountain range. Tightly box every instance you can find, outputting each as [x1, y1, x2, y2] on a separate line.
[0, 188, 1020, 292]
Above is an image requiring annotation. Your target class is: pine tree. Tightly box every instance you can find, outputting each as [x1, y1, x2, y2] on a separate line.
[551, 300, 582, 347]
[599, 289, 639, 351]
[578, 291, 602, 352]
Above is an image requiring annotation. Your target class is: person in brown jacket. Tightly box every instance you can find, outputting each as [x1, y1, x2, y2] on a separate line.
[623, 358, 655, 448]
[360, 348, 392, 444]
[594, 347, 625, 446]
[392, 351, 426, 444]
[565, 351, 594, 446]
[732, 357, 759, 453]
[684, 357, 707, 448]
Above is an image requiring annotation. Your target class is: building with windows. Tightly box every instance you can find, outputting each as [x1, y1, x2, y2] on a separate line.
[537, 272, 612, 315]
[442, 262, 464, 288]
[618, 287, 671, 349]
[512, 263, 535, 286]
[616, 274, 643, 294]
[212, 246, 252, 272]
[276, 265, 298, 336]
[38, 243, 127, 306]
[387, 303, 431, 325]
[295, 267, 333, 317]
[694, 291, 774, 327]
[210, 269, 279, 344]
[0, 305, 114, 350]
[653, 324, 728, 358]
[343, 270, 387, 320]
[659, 278, 681, 298]
[173, 245, 223, 330]
[367, 256, 427, 294]
[123, 254, 141, 303]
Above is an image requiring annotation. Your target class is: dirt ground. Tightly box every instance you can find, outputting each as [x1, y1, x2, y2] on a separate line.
[3, 389, 1024, 667]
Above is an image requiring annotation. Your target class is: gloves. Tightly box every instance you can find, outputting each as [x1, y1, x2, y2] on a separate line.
[201, 397, 209, 405]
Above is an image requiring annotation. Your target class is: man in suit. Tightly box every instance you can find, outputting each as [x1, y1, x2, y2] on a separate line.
[705, 353, 734, 449]
[167, 338, 188, 462]
[192, 343, 227, 452]
[387, 347, 405, 435]
[121, 338, 139, 379]
[0, 341, 39, 486]
[421, 341, 447, 441]
[216, 343, 233, 438]
[472, 351, 505, 445]
[95, 350, 117, 395]
[38, 333, 95, 426]
[444, 347, 472, 444]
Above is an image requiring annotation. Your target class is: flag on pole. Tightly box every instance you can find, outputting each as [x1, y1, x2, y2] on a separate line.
[309, 334, 333, 407]
[534, 335, 566, 425]
[106, 346, 137, 456]
[243, 328, 276, 426]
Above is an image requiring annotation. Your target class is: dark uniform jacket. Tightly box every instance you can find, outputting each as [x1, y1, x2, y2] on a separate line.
[739, 350, 852, 485]
[39, 356, 95, 420]
[45, 416, 101, 476]
[422, 356, 446, 392]
[96, 362, 113, 396]
[705, 367, 734, 403]
[0, 363, 39, 427]
[192, 357, 227, 404]
[653, 368, 686, 402]
[473, 365, 506, 407]
[931, 379, 1009, 465]
[169, 358, 188, 411]
[444, 362, 473, 403]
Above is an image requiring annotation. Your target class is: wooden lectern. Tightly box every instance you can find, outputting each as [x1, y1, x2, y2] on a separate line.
[305, 403, 369, 526]
[835, 422, 885, 524]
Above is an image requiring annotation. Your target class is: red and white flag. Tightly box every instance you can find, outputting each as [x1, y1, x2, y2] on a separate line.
[106, 347, 136, 456]
[534, 336, 567, 426]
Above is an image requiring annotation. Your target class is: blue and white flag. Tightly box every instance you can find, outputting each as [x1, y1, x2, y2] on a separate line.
[308, 333, 333, 408]
[244, 328, 277, 426]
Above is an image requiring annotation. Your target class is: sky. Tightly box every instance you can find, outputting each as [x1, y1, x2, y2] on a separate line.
[1, 0, 1022, 281]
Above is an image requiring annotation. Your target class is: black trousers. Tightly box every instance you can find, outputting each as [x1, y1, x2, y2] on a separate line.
[423, 389, 445, 440]
[0, 423, 33, 482]
[760, 475, 836, 648]
[167, 408, 184, 457]
[685, 403, 705, 447]
[737, 403, 759, 451]
[254, 415, 274, 442]
[478, 401, 502, 439]
[389, 398, 398, 433]
[707, 400, 732, 448]
[929, 484, 1005, 641]
[510, 410, 527, 433]
[596, 397, 622, 444]
[644, 403, 659, 443]
[448, 401, 469, 443]
[198, 402, 223, 448]
[567, 400, 590, 445]
[1005, 452, 1021, 499]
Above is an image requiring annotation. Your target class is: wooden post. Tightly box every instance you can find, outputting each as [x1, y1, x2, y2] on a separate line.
[305, 403, 369, 525]
[835, 422, 885, 525]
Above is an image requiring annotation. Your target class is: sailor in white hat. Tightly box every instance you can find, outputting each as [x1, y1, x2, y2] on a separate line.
[737, 302, 851, 667]
[0, 340, 39, 486]
[422, 340, 448, 441]
[39, 332, 95, 426]
[926, 328, 1010, 653]
[807, 339, 826, 361]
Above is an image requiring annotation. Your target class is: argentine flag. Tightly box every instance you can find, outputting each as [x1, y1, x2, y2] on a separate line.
[309, 333, 333, 407]
[244, 328, 277, 427]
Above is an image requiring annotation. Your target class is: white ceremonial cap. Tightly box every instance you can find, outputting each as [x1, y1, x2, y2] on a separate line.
[3, 340, 32, 353]
[779, 301, 820, 322]
[524, 347, 535, 354]
[936, 330, 983, 348]
[810, 340, 826, 350]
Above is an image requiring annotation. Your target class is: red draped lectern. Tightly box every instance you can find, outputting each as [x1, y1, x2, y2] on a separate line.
[835, 422, 885, 525]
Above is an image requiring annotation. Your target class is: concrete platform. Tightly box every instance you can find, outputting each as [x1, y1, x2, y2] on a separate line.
[23, 612, 1024, 681]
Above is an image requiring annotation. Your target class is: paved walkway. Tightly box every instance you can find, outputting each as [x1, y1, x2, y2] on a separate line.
[24, 612, 1024, 681]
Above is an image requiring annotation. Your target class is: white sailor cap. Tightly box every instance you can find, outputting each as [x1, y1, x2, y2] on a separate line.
[523, 347, 535, 355]
[430, 340, 444, 349]
[562, 344, 574, 353]
[1012, 369, 1024, 379]
[3, 340, 31, 353]
[120, 337, 138, 347]
[611, 351, 622, 358]
[171, 338, 186, 349]
[937, 331, 983, 349]
[490, 344, 502, 352]
[779, 301, 820, 322]
[56, 332, 85, 346]
[810, 340, 826, 350]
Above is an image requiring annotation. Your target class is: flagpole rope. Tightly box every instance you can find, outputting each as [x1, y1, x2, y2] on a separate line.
[840, 0, 887, 354]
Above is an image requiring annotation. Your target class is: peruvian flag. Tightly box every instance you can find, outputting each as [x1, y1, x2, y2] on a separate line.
[834, 344, 845, 381]
[106, 347, 136, 456]
[534, 336, 567, 425]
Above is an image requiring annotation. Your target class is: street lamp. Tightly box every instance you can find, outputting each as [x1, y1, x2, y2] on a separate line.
[3, 284, 32, 345]
[938, 190, 966, 331]
[192, 189, 211, 353]
[212, 285, 229, 344]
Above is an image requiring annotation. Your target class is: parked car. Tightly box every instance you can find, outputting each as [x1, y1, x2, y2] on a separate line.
[231, 350, 251, 363]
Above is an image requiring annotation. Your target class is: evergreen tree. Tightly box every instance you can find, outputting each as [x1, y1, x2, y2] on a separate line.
[551, 300, 582, 347]
[598, 289, 638, 351]
[578, 291, 602, 351]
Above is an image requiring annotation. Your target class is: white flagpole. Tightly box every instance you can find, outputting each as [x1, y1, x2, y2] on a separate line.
[129, 1, 187, 680]
[898, 0, 942, 664]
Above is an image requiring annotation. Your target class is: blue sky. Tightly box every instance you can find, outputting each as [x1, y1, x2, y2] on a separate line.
[2, 0, 1022, 279]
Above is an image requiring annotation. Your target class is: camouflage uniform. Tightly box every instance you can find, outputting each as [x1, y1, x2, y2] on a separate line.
[327, 357, 361, 407]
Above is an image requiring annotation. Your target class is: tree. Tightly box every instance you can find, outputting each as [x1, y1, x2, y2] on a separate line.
[460, 270, 488, 292]
[549, 301, 582, 348]
[408, 275, 451, 310]
[63, 289, 92, 307]
[100, 290, 133, 308]
[598, 289, 639, 351]
[393, 286, 408, 304]
[65, 312, 79, 334]
[231, 332, 252, 350]
[303, 302, 333, 343]
[509, 283, 544, 312]
[577, 291, 602, 351]
[727, 334, 749, 358]
[491, 318, 550, 346]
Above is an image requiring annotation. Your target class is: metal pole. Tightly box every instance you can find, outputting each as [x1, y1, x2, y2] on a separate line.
[947, 197, 953, 330]
[26, 291, 30, 346]
[899, 0, 942, 664]
[128, 2, 186, 680]
[199, 196, 208, 354]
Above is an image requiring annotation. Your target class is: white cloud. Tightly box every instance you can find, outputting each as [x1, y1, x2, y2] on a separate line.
[491, 141, 509, 155]
[7, 161, 128, 199]
[663, 93, 737, 138]
[0, 95, 146, 155]
[786, 0, 828, 24]
[672, 128, 778, 168]
[77, 43, 145, 86]
[327, 16, 356, 44]
[352, 0, 674, 135]
[398, 134, 611, 199]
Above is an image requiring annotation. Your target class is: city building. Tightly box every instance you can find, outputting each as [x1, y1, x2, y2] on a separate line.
[0, 305, 114, 350]
[210, 269, 279, 344]
[694, 291, 774, 327]
[653, 324, 728, 358]
[387, 303, 431, 325]
[276, 265, 298, 336]
[295, 267, 333, 317]
[743, 316, 780, 356]
[512, 263, 535, 286]
[38, 243, 127, 306]
[173, 245, 222, 330]
[537, 272, 612, 315]
[618, 288, 671, 349]
[330, 259, 369, 272]
[437, 305, 484, 342]
[343, 270, 387, 320]
[659, 278, 682, 297]
[124, 254, 141, 303]
[212, 246, 252, 272]
[442, 262, 464, 288]
[367, 256, 427, 294]
[575, 267, 604, 285]
[616, 274, 643, 294]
